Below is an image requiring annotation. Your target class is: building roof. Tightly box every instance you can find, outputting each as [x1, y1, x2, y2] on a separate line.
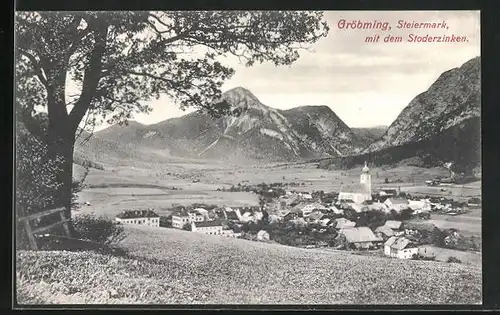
[342, 227, 381, 243]
[172, 209, 190, 217]
[349, 203, 366, 213]
[116, 209, 159, 219]
[307, 211, 324, 221]
[386, 198, 409, 205]
[384, 220, 402, 230]
[225, 211, 239, 220]
[375, 225, 395, 237]
[335, 218, 356, 229]
[340, 183, 370, 194]
[384, 236, 414, 250]
[193, 220, 223, 228]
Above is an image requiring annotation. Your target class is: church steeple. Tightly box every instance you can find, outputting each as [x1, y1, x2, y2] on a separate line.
[360, 161, 372, 195]
[362, 161, 370, 173]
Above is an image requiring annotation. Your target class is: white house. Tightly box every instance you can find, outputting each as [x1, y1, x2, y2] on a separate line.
[256, 230, 270, 242]
[172, 209, 190, 229]
[408, 200, 432, 213]
[384, 198, 409, 212]
[384, 236, 419, 259]
[301, 203, 326, 216]
[328, 204, 343, 214]
[193, 207, 210, 220]
[188, 210, 205, 223]
[115, 209, 160, 227]
[191, 220, 223, 235]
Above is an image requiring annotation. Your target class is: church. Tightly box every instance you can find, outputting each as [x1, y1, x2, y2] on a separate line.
[338, 162, 372, 204]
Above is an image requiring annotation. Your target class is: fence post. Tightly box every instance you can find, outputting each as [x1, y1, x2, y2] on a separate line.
[23, 220, 38, 250]
[60, 210, 71, 237]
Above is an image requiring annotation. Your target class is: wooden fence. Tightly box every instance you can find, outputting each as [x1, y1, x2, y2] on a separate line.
[17, 207, 71, 250]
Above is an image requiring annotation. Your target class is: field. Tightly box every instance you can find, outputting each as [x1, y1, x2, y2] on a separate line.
[408, 212, 482, 239]
[418, 246, 482, 267]
[16, 225, 482, 305]
[73, 159, 480, 215]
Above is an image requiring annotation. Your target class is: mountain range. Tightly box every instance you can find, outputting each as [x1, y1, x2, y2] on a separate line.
[84, 87, 375, 163]
[77, 56, 481, 172]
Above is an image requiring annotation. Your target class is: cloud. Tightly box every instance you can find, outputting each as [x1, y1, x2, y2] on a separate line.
[91, 10, 480, 130]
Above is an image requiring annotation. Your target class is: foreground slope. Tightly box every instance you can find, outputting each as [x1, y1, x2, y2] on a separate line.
[17, 225, 481, 304]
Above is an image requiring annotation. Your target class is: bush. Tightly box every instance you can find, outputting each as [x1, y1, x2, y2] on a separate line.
[447, 256, 462, 263]
[73, 214, 125, 245]
[159, 215, 172, 228]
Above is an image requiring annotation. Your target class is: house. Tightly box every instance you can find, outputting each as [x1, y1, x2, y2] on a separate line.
[378, 189, 398, 197]
[193, 207, 209, 219]
[307, 211, 325, 223]
[334, 218, 356, 230]
[374, 225, 395, 240]
[188, 210, 205, 223]
[115, 209, 160, 227]
[384, 220, 402, 230]
[408, 200, 432, 213]
[327, 204, 343, 214]
[339, 227, 383, 250]
[384, 236, 418, 259]
[171, 209, 191, 229]
[384, 198, 409, 212]
[191, 220, 223, 235]
[349, 203, 366, 213]
[221, 229, 241, 238]
[256, 230, 270, 242]
[301, 202, 327, 216]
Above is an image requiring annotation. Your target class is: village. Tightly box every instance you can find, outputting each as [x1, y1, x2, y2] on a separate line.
[113, 162, 481, 262]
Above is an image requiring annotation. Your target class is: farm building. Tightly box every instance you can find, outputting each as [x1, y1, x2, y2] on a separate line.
[334, 218, 356, 230]
[191, 220, 223, 235]
[115, 209, 160, 227]
[338, 227, 383, 250]
[408, 200, 432, 213]
[374, 225, 395, 240]
[384, 220, 403, 231]
[384, 198, 409, 212]
[384, 236, 419, 259]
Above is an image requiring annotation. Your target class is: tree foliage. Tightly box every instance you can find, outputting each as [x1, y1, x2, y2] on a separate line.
[15, 11, 329, 224]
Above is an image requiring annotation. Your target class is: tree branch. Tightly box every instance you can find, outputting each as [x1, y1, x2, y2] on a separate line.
[18, 49, 48, 88]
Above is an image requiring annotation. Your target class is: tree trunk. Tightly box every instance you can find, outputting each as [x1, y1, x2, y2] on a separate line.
[48, 122, 77, 237]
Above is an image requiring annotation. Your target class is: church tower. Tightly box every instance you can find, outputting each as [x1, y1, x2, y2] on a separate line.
[360, 161, 372, 195]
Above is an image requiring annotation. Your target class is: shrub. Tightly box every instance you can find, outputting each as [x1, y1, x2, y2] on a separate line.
[182, 223, 191, 231]
[447, 256, 462, 263]
[159, 215, 172, 228]
[73, 214, 125, 245]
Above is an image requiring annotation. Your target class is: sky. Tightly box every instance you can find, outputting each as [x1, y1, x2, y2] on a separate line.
[89, 10, 480, 131]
